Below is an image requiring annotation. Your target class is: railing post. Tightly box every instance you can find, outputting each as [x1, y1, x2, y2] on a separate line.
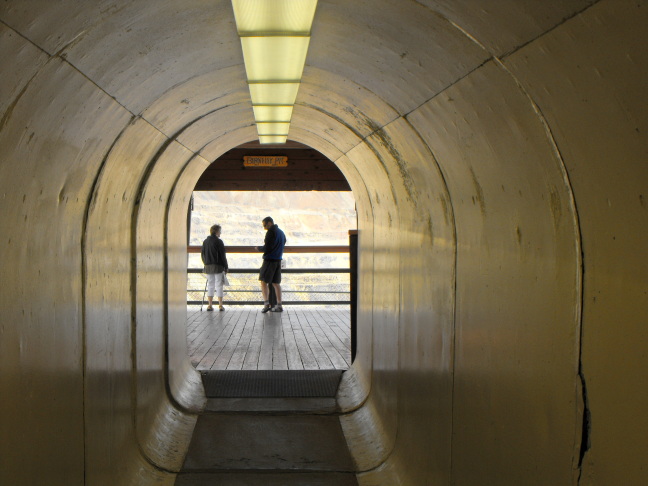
[349, 230, 358, 362]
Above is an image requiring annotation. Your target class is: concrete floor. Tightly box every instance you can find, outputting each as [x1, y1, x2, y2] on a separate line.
[176, 390, 357, 485]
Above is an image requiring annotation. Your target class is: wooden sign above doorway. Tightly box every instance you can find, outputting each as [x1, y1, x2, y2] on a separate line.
[194, 143, 351, 191]
[243, 155, 288, 168]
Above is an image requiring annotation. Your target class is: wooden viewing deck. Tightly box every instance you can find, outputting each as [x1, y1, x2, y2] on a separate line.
[186, 306, 352, 371]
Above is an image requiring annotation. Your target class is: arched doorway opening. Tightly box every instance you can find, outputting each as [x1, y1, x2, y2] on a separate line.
[185, 140, 358, 383]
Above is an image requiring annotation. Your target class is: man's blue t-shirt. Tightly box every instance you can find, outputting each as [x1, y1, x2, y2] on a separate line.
[260, 224, 286, 261]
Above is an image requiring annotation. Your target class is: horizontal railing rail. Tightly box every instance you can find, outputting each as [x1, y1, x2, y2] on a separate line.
[187, 245, 350, 254]
[187, 268, 350, 274]
[187, 245, 352, 306]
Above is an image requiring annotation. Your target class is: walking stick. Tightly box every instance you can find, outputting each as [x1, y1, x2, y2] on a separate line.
[200, 277, 208, 311]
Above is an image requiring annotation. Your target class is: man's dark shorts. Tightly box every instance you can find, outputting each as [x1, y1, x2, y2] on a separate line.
[259, 260, 282, 284]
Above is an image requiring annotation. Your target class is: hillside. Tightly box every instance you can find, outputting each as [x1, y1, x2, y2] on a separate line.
[189, 190, 357, 270]
[190, 191, 356, 246]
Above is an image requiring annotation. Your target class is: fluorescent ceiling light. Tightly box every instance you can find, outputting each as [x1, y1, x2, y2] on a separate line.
[249, 82, 300, 105]
[259, 135, 288, 144]
[252, 105, 293, 123]
[256, 122, 291, 136]
[232, 0, 317, 35]
[241, 37, 310, 82]
[232, 0, 317, 144]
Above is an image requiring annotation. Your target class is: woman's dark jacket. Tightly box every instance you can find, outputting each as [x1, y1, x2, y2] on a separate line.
[201, 235, 228, 273]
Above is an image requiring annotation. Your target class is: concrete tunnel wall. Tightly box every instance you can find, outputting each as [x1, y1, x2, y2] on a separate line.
[0, 1, 646, 484]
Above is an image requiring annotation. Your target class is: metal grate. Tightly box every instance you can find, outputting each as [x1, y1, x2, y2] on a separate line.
[201, 370, 344, 398]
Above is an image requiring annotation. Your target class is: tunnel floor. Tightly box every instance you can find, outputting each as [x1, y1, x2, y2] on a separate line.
[177, 307, 358, 484]
[176, 410, 357, 485]
[176, 371, 357, 485]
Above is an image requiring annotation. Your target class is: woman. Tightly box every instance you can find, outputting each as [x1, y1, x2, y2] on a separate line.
[201, 224, 228, 311]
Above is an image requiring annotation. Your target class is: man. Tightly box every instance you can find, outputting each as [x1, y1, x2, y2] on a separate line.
[257, 216, 286, 313]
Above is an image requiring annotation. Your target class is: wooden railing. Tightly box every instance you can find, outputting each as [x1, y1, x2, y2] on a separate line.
[187, 239, 357, 307]
[187, 231, 358, 360]
[187, 245, 350, 254]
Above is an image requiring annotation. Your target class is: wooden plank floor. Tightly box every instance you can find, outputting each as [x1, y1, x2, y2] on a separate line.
[186, 306, 352, 371]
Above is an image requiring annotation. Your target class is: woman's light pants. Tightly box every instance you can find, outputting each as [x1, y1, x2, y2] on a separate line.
[206, 272, 224, 298]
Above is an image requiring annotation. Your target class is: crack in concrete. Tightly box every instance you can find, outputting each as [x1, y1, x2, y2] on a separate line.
[491, 57, 589, 486]
[577, 371, 592, 481]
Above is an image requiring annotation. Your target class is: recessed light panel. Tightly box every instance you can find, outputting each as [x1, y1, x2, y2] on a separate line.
[232, 0, 317, 35]
[258, 135, 288, 144]
[252, 105, 294, 123]
[249, 82, 300, 105]
[256, 122, 291, 136]
[232, 0, 318, 144]
[241, 36, 310, 82]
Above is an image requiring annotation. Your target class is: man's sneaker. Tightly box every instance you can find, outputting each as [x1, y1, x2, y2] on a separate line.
[271, 304, 283, 312]
[261, 304, 272, 313]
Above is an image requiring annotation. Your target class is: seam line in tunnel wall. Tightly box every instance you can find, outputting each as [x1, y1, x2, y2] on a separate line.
[431, 0, 587, 330]
[400, 58, 492, 122]
[127, 121, 207, 418]
[162, 151, 207, 416]
[142, 105, 241, 158]
[128, 133, 192, 475]
[410, 0, 601, 61]
[298, 59, 491, 162]
[80, 116, 136, 485]
[498, 1, 603, 60]
[401, 6, 589, 476]
[58, 51, 138, 121]
[0, 17, 212, 162]
[402, 116, 460, 481]
[0, 17, 50, 54]
[399, 0, 597, 139]
[0, 18, 145, 144]
[493, 58, 588, 479]
[332, 56, 491, 156]
[412, 7, 589, 468]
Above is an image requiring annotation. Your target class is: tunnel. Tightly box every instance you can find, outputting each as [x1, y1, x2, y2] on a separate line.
[1, 1, 647, 484]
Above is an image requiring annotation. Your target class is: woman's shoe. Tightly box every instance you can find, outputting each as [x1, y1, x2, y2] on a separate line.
[219, 306, 225, 311]
[207, 307, 214, 311]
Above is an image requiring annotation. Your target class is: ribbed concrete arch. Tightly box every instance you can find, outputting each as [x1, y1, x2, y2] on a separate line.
[1, 1, 647, 485]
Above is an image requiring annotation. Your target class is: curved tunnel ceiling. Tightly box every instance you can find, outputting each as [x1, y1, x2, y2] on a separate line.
[1, 0, 595, 162]
[1, 1, 647, 485]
